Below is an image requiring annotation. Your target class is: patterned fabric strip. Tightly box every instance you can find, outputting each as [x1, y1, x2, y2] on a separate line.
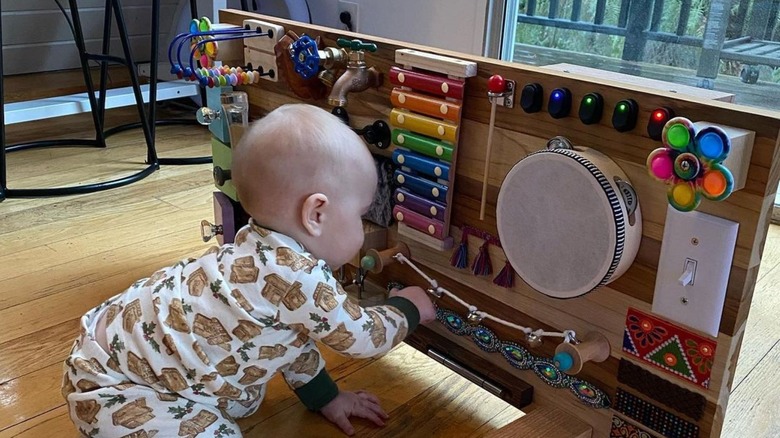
[610, 415, 655, 438]
[614, 388, 699, 438]
[618, 359, 706, 420]
[622, 307, 716, 389]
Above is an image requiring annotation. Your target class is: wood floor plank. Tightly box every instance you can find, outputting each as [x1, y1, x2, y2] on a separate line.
[722, 341, 780, 437]
[0, 406, 75, 437]
[0, 235, 207, 345]
[729, 261, 780, 388]
[241, 344, 522, 438]
[0, 320, 79, 385]
[0, 225, 208, 313]
[0, 363, 65, 431]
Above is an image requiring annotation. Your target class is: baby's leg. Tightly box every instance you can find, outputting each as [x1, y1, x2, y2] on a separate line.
[66, 383, 241, 437]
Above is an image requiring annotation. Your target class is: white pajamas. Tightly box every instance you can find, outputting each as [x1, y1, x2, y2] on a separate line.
[63, 220, 419, 437]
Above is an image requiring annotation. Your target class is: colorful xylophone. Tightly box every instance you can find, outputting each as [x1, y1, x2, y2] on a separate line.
[389, 49, 476, 249]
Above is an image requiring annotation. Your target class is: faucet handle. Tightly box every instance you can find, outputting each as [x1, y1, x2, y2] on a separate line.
[290, 35, 321, 79]
[337, 38, 377, 52]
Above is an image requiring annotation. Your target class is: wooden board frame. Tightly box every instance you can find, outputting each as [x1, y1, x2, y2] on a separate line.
[220, 10, 780, 438]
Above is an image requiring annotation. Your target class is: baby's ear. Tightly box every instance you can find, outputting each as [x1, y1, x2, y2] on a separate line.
[301, 193, 328, 237]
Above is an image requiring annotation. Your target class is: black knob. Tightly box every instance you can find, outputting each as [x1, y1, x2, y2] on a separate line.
[332, 106, 350, 124]
[520, 83, 544, 113]
[548, 87, 572, 119]
[213, 166, 232, 186]
[578, 92, 603, 125]
[612, 99, 639, 132]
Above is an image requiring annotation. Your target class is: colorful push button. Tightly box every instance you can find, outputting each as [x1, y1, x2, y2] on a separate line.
[648, 149, 675, 181]
[663, 117, 695, 151]
[578, 92, 603, 125]
[701, 164, 733, 201]
[612, 98, 638, 132]
[694, 127, 730, 162]
[648, 116, 735, 211]
[647, 107, 675, 140]
[548, 87, 572, 119]
[669, 182, 699, 211]
[520, 83, 544, 113]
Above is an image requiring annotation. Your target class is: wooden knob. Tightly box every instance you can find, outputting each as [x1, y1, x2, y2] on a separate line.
[361, 242, 410, 274]
[553, 332, 610, 375]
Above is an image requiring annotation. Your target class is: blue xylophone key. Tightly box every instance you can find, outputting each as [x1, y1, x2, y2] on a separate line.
[392, 148, 450, 181]
[393, 170, 448, 203]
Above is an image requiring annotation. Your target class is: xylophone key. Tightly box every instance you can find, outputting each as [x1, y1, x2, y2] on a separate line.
[393, 148, 450, 181]
[394, 188, 446, 221]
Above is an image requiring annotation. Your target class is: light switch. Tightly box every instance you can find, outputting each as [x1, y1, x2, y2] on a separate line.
[678, 258, 697, 286]
[652, 205, 739, 337]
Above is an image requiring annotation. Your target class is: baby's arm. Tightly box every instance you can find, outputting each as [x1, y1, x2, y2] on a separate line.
[279, 263, 433, 359]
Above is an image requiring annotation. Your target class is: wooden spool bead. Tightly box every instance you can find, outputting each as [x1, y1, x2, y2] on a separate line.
[360, 242, 411, 274]
[553, 332, 610, 375]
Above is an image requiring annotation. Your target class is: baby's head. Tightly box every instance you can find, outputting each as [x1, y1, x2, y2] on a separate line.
[232, 104, 377, 268]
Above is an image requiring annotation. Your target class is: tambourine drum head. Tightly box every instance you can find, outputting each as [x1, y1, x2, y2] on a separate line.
[497, 152, 622, 298]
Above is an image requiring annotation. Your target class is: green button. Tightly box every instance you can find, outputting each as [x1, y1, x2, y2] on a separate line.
[667, 124, 690, 149]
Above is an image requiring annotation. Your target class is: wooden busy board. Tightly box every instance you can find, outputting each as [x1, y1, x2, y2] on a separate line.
[220, 10, 780, 438]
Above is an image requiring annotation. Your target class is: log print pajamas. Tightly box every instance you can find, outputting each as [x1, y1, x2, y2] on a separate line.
[63, 220, 420, 437]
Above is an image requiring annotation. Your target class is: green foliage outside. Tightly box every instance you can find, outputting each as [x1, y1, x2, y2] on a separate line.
[513, 0, 780, 83]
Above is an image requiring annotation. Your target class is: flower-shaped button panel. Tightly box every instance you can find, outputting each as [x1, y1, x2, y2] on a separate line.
[647, 117, 734, 211]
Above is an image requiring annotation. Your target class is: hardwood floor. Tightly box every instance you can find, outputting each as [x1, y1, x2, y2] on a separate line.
[1, 73, 778, 437]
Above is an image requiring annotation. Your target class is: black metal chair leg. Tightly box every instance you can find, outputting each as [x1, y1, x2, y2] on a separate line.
[113, 0, 158, 165]
[69, 0, 107, 148]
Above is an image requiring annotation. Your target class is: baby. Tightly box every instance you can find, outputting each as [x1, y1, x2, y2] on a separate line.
[62, 104, 436, 437]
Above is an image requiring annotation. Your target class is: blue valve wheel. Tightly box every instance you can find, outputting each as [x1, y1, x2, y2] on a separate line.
[291, 35, 320, 79]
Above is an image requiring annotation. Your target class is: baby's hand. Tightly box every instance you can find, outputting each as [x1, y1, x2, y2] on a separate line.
[389, 286, 436, 324]
[320, 390, 388, 436]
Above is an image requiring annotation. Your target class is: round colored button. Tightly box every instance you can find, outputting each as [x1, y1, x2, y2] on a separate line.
[703, 169, 728, 197]
[649, 152, 674, 180]
[698, 132, 725, 160]
[671, 183, 696, 208]
[667, 124, 691, 150]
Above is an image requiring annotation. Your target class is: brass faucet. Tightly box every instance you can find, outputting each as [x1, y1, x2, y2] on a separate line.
[327, 38, 382, 107]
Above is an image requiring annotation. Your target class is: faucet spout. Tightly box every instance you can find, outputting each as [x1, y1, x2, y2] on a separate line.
[328, 64, 382, 107]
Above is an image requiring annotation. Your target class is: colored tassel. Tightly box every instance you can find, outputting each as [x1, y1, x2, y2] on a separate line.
[450, 230, 469, 269]
[471, 241, 493, 276]
[493, 260, 515, 288]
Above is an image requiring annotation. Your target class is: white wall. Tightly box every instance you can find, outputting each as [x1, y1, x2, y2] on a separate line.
[309, 0, 487, 55]
[227, 0, 489, 56]
[2, 0, 488, 76]
[1, 0, 179, 76]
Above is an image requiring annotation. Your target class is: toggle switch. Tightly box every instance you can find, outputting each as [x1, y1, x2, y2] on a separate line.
[612, 98, 638, 132]
[678, 258, 697, 286]
[647, 107, 675, 140]
[578, 92, 603, 125]
[548, 87, 572, 119]
[520, 83, 544, 113]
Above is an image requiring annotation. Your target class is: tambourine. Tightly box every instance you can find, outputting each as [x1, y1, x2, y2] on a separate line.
[496, 136, 642, 299]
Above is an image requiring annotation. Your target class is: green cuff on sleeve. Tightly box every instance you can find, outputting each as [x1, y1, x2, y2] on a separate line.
[293, 368, 339, 411]
[385, 296, 421, 334]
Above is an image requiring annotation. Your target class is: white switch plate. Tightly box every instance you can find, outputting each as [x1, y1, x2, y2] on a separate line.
[652, 205, 739, 337]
